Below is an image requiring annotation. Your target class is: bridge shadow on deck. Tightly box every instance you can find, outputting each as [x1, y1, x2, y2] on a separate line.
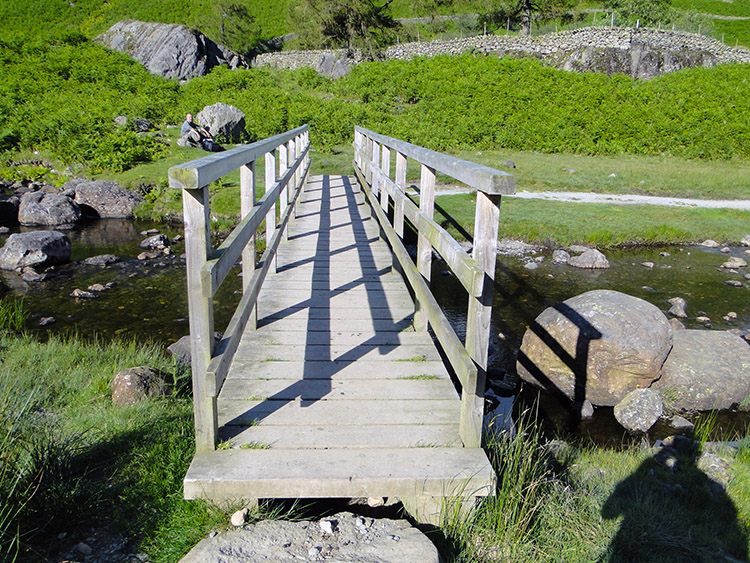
[221, 175, 415, 438]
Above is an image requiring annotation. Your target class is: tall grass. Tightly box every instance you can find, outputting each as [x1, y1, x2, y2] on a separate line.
[0, 298, 28, 334]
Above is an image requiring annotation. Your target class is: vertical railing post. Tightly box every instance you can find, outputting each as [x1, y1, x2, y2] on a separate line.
[265, 150, 277, 272]
[370, 141, 380, 199]
[380, 145, 390, 212]
[240, 161, 257, 330]
[183, 187, 217, 451]
[294, 134, 302, 214]
[365, 136, 373, 185]
[394, 151, 407, 238]
[414, 164, 436, 331]
[463, 192, 501, 447]
[278, 143, 289, 239]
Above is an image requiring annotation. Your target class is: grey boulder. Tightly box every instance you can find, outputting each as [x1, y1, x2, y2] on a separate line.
[111, 366, 167, 406]
[72, 180, 144, 218]
[196, 102, 246, 143]
[18, 191, 80, 226]
[179, 512, 439, 563]
[0, 231, 71, 270]
[96, 20, 244, 81]
[517, 290, 672, 406]
[614, 388, 663, 433]
[652, 330, 750, 411]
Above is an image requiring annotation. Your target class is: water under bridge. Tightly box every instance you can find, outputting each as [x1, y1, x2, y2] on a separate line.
[168, 125, 516, 524]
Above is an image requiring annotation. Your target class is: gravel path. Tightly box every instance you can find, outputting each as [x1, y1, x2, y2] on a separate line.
[508, 191, 750, 210]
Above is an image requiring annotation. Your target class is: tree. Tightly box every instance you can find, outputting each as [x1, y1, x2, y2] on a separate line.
[289, 0, 399, 59]
[604, 0, 673, 26]
[479, 0, 575, 36]
[200, 0, 260, 57]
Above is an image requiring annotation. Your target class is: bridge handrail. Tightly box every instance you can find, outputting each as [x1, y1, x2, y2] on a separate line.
[169, 125, 310, 451]
[353, 128, 516, 448]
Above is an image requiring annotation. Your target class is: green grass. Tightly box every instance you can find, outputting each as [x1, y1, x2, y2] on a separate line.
[436, 192, 750, 247]
[399, 374, 440, 380]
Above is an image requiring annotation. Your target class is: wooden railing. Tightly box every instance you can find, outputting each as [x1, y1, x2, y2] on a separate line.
[169, 125, 311, 451]
[352, 127, 516, 448]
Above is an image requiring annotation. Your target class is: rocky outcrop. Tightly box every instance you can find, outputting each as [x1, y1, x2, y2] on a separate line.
[517, 290, 672, 406]
[180, 512, 440, 563]
[0, 231, 71, 270]
[18, 192, 80, 226]
[255, 27, 750, 79]
[196, 103, 246, 143]
[653, 330, 750, 411]
[95, 20, 245, 81]
[71, 180, 144, 219]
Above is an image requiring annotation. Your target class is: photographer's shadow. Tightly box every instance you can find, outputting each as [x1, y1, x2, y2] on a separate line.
[600, 440, 748, 562]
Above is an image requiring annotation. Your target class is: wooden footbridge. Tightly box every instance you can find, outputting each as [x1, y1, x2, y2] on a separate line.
[168, 125, 516, 523]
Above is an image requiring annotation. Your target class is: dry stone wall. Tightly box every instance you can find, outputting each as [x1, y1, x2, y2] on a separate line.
[253, 27, 750, 79]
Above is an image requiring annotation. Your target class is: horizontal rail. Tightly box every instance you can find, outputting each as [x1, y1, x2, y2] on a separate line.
[169, 125, 308, 190]
[355, 126, 515, 196]
[203, 143, 310, 297]
[374, 168, 484, 297]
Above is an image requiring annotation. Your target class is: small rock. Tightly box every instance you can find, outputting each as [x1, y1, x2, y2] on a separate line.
[501, 160, 515, 168]
[320, 519, 336, 535]
[39, 316, 56, 326]
[140, 234, 169, 250]
[140, 229, 160, 236]
[569, 245, 590, 254]
[137, 251, 158, 261]
[641, 261, 654, 269]
[83, 254, 119, 266]
[562, 167, 576, 173]
[568, 248, 609, 269]
[745, 273, 750, 280]
[76, 542, 93, 556]
[88, 282, 114, 292]
[111, 366, 166, 406]
[114, 115, 128, 127]
[20, 266, 49, 282]
[524, 261, 539, 270]
[552, 249, 570, 264]
[669, 318, 685, 330]
[70, 288, 99, 299]
[697, 452, 733, 488]
[669, 415, 694, 433]
[230, 508, 248, 527]
[642, 286, 654, 292]
[367, 497, 385, 508]
[720, 247, 731, 253]
[741, 234, 750, 247]
[613, 388, 663, 433]
[0, 227, 10, 235]
[699, 239, 720, 248]
[609, 173, 617, 178]
[308, 546, 322, 558]
[659, 251, 670, 257]
[722, 256, 747, 269]
[579, 399, 594, 420]
[725, 280, 744, 287]
[696, 316, 711, 323]
[667, 297, 687, 318]
[209, 531, 217, 538]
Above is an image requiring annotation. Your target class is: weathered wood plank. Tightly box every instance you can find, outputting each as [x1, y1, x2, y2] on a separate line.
[231, 343, 442, 363]
[218, 399, 460, 427]
[219, 379, 458, 402]
[230, 330, 433, 347]
[220, 424, 461, 449]
[255, 318, 415, 332]
[184, 447, 494, 500]
[224, 360, 448, 381]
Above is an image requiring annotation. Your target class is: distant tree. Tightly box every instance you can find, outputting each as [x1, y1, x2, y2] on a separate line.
[200, 0, 260, 57]
[604, 0, 673, 26]
[479, 0, 575, 36]
[289, 0, 400, 59]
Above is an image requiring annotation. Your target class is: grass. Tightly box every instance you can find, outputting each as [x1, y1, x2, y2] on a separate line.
[399, 374, 440, 380]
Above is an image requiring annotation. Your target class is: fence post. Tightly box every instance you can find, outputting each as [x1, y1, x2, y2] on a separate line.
[183, 186, 217, 451]
[265, 150, 277, 272]
[463, 192, 501, 447]
[414, 164, 436, 331]
[279, 143, 289, 240]
[240, 161, 257, 330]
[380, 145, 391, 212]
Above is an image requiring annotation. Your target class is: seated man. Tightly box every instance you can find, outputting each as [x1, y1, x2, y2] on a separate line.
[179, 113, 212, 147]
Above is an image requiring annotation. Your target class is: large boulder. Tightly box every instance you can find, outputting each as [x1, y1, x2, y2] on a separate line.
[652, 330, 750, 411]
[517, 290, 672, 406]
[18, 192, 80, 226]
[196, 103, 246, 143]
[0, 231, 71, 270]
[111, 366, 167, 406]
[72, 180, 144, 219]
[95, 20, 244, 81]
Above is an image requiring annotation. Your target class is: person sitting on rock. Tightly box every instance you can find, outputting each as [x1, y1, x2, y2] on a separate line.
[179, 113, 212, 147]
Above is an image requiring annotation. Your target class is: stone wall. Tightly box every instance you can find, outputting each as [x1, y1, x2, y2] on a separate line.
[253, 27, 750, 78]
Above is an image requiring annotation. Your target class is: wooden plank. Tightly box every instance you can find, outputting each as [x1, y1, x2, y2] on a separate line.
[354, 126, 515, 195]
[230, 330, 432, 347]
[220, 424, 462, 449]
[219, 379, 458, 402]
[218, 399, 460, 427]
[257, 309, 414, 323]
[255, 318, 416, 332]
[231, 344, 442, 363]
[168, 125, 307, 190]
[184, 447, 494, 500]
[224, 359, 448, 381]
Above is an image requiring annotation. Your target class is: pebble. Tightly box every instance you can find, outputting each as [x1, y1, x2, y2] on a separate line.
[725, 280, 744, 287]
[696, 316, 711, 323]
[75, 542, 93, 556]
[642, 286, 654, 292]
[726, 312, 738, 320]
[523, 261, 539, 270]
[641, 262, 654, 269]
[659, 251, 670, 257]
[70, 288, 99, 299]
[140, 229, 160, 236]
[700, 239, 720, 248]
[721, 247, 731, 253]
[209, 531, 217, 538]
[320, 519, 335, 535]
[39, 316, 56, 326]
[231, 508, 249, 527]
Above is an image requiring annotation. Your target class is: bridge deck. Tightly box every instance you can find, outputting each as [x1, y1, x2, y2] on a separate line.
[184, 175, 494, 514]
